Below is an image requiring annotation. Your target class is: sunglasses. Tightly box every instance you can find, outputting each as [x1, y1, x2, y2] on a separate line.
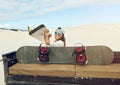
[55, 32, 62, 35]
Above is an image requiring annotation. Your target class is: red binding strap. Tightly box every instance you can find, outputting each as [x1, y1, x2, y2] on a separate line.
[73, 43, 87, 65]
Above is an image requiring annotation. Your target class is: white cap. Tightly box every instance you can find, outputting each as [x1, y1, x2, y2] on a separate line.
[57, 27, 65, 34]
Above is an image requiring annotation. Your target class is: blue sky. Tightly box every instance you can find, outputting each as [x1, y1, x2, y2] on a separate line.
[0, 0, 120, 30]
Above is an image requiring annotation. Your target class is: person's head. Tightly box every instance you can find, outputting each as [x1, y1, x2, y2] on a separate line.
[54, 27, 66, 47]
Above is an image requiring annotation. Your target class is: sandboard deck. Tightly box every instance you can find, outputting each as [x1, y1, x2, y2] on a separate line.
[29, 24, 47, 42]
[9, 63, 120, 79]
[16, 46, 114, 65]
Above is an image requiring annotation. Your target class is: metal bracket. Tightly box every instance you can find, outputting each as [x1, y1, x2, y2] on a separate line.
[0, 57, 7, 62]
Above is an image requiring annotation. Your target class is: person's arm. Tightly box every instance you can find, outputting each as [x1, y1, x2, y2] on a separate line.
[44, 29, 51, 45]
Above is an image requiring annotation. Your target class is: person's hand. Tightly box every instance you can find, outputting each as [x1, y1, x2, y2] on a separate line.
[44, 29, 52, 39]
[48, 33, 52, 39]
[44, 29, 49, 34]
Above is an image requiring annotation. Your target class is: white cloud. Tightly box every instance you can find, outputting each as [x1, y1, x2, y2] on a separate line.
[0, 0, 120, 21]
[0, 24, 13, 28]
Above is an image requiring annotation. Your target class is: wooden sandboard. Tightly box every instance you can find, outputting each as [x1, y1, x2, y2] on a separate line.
[29, 24, 47, 42]
[16, 46, 114, 65]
